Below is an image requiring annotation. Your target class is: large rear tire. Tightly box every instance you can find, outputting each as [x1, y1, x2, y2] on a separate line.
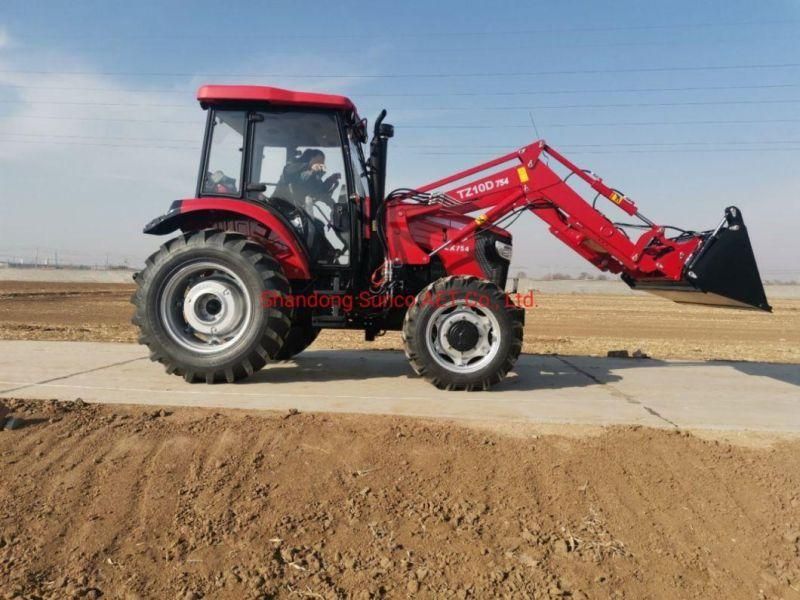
[274, 317, 320, 360]
[131, 230, 292, 383]
[402, 276, 523, 391]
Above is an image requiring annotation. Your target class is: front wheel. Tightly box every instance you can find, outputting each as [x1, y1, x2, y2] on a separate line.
[131, 230, 292, 383]
[402, 276, 524, 391]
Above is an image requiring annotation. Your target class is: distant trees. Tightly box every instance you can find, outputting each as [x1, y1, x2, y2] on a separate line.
[540, 272, 609, 281]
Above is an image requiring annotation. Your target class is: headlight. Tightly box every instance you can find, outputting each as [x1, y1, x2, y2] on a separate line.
[494, 240, 513, 261]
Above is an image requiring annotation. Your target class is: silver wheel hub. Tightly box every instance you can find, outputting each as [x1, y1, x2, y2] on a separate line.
[426, 300, 501, 373]
[158, 261, 253, 354]
[182, 279, 244, 338]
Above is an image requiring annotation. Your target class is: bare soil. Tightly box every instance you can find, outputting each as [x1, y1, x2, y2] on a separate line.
[0, 398, 798, 599]
[0, 282, 134, 343]
[1, 281, 798, 363]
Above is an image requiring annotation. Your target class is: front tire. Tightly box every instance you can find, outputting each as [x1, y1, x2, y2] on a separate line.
[402, 276, 523, 391]
[131, 230, 292, 383]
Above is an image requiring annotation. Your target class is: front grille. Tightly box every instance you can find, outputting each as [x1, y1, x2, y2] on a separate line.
[475, 232, 510, 288]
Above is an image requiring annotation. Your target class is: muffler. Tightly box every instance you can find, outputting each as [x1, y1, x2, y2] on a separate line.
[625, 206, 772, 312]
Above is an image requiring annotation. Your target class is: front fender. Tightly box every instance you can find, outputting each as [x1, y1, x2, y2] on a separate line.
[144, 198, 312, 280]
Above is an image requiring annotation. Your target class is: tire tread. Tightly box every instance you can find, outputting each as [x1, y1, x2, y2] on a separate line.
[131, 229, 292, 384]
[402, 276, 523, 391]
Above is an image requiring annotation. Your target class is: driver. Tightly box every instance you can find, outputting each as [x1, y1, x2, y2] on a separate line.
[274, 149, 341, 212]
[272, 149, 343, 263]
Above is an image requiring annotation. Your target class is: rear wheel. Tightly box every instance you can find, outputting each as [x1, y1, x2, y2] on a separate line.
[402, 276, 523, 391]
[274, 317, 320, 360]
[132, 230, 292, 383]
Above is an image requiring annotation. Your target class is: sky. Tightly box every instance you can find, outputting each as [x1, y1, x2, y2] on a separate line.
[0, 0, 798, 279]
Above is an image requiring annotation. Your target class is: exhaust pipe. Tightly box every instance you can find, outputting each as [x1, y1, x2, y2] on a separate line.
[625, 207, 772, 312]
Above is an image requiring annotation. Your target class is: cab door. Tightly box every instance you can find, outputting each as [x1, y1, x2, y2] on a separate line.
[246, 108, 353, 269]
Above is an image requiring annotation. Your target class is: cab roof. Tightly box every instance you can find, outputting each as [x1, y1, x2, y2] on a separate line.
[197, 85, 356, 112]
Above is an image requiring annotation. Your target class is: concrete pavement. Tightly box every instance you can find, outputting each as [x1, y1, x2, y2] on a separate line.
[0, 340, 797, 432]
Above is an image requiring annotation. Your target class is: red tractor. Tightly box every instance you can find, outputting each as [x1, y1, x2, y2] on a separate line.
[132, 85, 770, 390]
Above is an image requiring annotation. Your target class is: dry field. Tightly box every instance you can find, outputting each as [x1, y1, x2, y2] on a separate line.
[2, 282, 800, 598]
[1, 398, 799, 599]
[0, 281, 798, 363]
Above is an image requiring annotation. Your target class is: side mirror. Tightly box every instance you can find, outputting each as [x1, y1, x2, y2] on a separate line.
[246, 183, 267, 193]
[377, 123, 394, 139]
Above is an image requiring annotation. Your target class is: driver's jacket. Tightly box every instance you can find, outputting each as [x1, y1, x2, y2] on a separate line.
[273, 162, 335, 212]
[271, 161, 339, 263]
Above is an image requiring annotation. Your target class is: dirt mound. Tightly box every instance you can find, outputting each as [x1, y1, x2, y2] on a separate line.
[1, 399, 799, 599]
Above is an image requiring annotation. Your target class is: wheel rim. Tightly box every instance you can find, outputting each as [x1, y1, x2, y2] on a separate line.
[158, 260, 253, 354]
[425, 299, 502, 374]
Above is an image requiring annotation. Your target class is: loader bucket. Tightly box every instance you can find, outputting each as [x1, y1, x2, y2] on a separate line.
[626, 206, 772, 312]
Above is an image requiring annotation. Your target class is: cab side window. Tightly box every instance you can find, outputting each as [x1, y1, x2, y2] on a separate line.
[248, 110, 350, 266]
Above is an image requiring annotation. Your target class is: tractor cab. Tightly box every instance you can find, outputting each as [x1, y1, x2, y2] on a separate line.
[195, 85, 373, 268]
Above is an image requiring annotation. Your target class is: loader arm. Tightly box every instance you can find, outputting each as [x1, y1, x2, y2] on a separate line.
[392, 140, 771, 311]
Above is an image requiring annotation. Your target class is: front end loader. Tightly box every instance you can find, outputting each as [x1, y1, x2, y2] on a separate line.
[402, 141, 771, 313]
[132, 85, 770, 391]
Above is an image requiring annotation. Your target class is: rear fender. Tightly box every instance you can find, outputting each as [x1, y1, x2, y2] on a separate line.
[143, 198, 312, 280]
